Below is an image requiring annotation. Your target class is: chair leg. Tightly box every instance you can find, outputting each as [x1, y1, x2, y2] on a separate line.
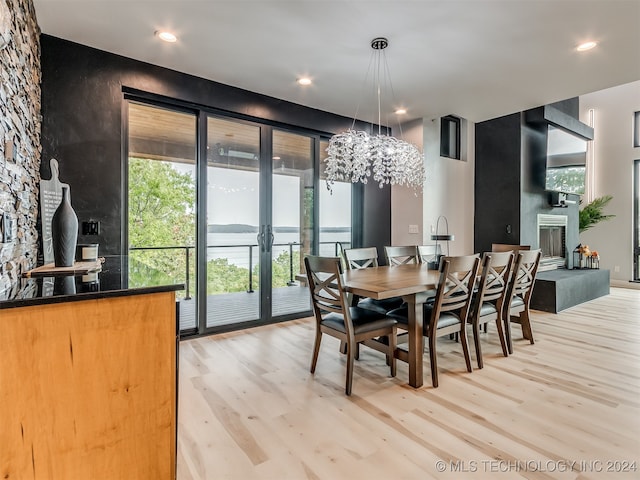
[339, 340, 347, 355]
[520, 309, 535, 344]
[504, 311, 514, 355]
[389, 327, 397, 377]
[495, 317, 508, 357]
[345, 339, 355, 396]
[310, 330, 322, 373]
[459, 323, 473, 373]
[472, 320, 483, 369]
[428, 334, 438, 388]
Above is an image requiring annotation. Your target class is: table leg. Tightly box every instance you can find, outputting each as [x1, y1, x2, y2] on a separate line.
[404, 294, 424, 388]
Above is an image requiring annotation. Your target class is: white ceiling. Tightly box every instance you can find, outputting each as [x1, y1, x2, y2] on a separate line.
[33, 0, 640, 124]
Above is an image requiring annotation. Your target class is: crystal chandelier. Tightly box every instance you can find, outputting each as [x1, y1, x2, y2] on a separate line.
[325, 37, 425, 192]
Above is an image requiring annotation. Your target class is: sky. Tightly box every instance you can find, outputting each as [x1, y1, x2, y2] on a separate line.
[173, 164, 351, 227]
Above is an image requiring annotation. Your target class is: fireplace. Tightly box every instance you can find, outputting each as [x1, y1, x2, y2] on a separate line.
[537, 214, 568, 271]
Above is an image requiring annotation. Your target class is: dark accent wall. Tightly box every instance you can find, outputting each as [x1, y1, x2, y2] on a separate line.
[475, 99, 583, 263]
[40, 35, 390, 256]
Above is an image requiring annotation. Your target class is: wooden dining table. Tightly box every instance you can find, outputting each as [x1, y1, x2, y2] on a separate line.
[342, 263, 440, 388]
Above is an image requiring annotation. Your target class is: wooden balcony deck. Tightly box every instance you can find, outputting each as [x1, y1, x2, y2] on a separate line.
[178, 284, 311, 330]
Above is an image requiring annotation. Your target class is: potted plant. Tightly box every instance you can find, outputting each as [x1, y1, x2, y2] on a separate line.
[579, 195, 615, 233]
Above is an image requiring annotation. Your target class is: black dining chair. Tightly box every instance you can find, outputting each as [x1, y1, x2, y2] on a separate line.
[388, 254, 480, 387]
[468, 251, 514, 368]
[503, 249, 541, 354]
[343, 247, 404, 314]
[304, 255, 397, 395]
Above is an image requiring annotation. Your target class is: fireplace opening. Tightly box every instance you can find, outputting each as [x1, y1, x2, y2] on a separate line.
[537, 214, 568, 271]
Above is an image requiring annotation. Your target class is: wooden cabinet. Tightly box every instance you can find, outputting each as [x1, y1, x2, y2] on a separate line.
[1, 290, 177, 479]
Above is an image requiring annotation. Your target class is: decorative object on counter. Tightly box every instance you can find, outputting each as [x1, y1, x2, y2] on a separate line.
[51, 185, 78, 267]
[579, 195, 615, 232]
[324, 37, 425, 192]
[573, 244, 600, 269]
[40, 158, 72, 263]
[430, 215, 454, 268]
[76, 243, 99, 262]
[53, 275, 76, 295]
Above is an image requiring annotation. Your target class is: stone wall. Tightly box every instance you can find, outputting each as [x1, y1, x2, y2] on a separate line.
[0, 0, 40, 299]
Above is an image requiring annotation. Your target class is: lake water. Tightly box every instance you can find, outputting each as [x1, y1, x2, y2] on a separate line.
[207, 231, 351, 268]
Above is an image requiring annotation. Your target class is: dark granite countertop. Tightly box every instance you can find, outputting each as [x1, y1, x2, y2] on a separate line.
[1, 255, 184, 309]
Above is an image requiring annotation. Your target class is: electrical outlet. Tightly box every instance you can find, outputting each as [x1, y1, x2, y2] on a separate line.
[408, 224, 419, 234]
[614, 265, 620, 273]
[82, 220, 100, 235]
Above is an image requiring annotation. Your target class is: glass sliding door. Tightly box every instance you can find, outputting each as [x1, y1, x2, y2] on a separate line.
[319, 139, 352, 256]
[206, 116, 261, 327]
[127, 98, 353, 334]
[127, 101, 198, 333]
[271, 130, 314, 317]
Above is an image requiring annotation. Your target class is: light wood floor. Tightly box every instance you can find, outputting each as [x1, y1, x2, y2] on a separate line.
[177, 288, 640, 479]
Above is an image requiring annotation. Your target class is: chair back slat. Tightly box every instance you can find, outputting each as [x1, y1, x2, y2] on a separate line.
[433, 255, 481, 316]
[384, 245, 419, 266]
[417, 244, 442, 266]
[343, 247, 379, 270]
[304, 256, 346, 316]
[509, 249, 542, 300]
[491, 243, 531, 253]
[479, 251, 514, 303]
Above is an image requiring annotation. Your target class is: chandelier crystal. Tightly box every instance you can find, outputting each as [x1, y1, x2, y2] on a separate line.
[325, 38, 425, 192]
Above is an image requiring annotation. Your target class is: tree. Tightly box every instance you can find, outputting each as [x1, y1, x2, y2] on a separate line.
[128, 158, 196, 290]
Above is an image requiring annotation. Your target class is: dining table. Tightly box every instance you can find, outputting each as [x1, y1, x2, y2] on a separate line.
[342, 263, 440, 388]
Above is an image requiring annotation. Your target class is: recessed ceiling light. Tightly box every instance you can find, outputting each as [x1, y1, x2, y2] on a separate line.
[395, 108, 407, 115]
[297, 77, 312, 86]
[577, 41, 597, 52]
[155, 31, 177, 43]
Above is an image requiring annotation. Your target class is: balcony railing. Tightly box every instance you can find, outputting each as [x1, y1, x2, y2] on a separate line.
[129, 240, 350, 299]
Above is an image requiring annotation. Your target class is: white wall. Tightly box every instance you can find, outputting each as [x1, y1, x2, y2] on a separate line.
[391, 118, 423, 245]
[421, 117, 475, 256]
[579, 80, 640, 284]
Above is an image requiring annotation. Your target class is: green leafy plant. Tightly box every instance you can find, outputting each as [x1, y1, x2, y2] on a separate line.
[579, 195, 615, 233]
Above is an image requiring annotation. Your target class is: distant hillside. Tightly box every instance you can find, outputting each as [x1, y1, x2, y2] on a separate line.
[208, 224, 258, 233]
[208, 224, 350, 234]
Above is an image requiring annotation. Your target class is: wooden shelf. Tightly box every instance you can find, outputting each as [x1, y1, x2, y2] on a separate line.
[23, 258, 103, 278]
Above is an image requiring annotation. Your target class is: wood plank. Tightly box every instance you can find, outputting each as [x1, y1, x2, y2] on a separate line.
[177, 287, 640, 479]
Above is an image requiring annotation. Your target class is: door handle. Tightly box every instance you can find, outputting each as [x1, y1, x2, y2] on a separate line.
[266, 225, 275, 252]
[257, 226, 266, 253]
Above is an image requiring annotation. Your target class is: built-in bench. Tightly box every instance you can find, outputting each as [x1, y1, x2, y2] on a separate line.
[530, 268, 610, 313]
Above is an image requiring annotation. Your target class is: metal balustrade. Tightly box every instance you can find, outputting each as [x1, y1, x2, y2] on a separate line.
[129, 241, 350, 299]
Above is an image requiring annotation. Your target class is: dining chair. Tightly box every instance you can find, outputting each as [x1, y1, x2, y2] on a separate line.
[468, 251, 514, 368]
[388, 254, 481, 387]
[417, 244, 442, 269]
[304, 255, 397, 396]
[343, 247, 403, 314]
[491, 243, 531, 253]
[384, 245, 419, 266]
[503, 249, 541, 354]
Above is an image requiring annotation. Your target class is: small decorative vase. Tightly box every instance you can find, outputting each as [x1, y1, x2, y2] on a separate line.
[51, 186, 78, 267]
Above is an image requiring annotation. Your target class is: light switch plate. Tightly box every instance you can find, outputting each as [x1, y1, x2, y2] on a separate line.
[408, 224, 419, 234]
